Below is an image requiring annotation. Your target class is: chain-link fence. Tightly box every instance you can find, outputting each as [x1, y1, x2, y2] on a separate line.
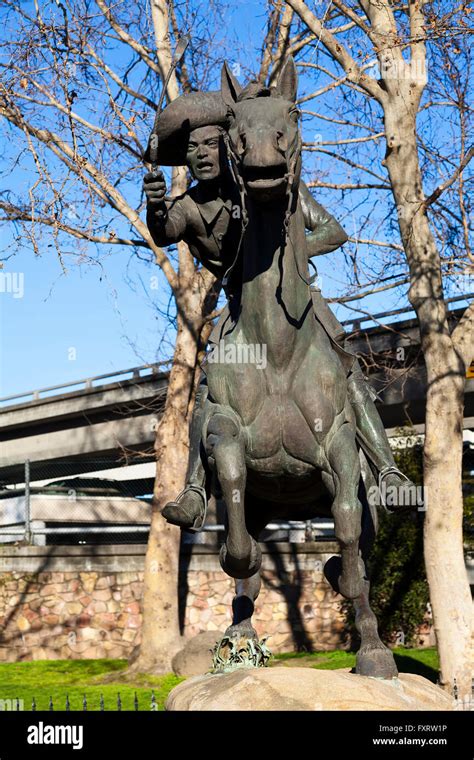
[0, 458, 154, 546]
[0, 458, 336, 546]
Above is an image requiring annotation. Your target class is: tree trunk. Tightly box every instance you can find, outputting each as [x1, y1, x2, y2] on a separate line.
[126, 0, 192, 674]
[383, 98, 473, 698]
[129, 297, 203, 673]
[423, 359, 473, 698]
[129, 256, 217, 673]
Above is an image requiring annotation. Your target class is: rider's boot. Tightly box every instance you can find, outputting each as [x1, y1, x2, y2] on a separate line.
[346, 362, 421, 513]
[161, 380, 209, 531]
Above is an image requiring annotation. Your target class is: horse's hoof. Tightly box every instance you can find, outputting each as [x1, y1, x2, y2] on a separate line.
[338, 573, 362, 600]
[219, 538, 262, 579]
[356, 645, 398, 679]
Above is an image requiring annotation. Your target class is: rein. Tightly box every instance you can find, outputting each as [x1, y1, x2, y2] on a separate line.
[222, 124, 315, 291]
[282, 132, 315, 289]
[221, 132, 248, 289]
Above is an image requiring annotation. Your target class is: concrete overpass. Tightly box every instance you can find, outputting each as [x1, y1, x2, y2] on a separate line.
[345, 306, 474, 432]
[0, 364, 169, 485]
[1, 304, 473, 486]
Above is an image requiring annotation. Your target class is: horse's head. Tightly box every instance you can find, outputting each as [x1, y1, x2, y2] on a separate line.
[221, 58, 301, 202]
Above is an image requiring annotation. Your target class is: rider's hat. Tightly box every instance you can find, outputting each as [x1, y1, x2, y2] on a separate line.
[143, 91, 229, 166]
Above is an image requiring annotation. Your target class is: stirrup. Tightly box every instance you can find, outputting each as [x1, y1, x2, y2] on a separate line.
[378, 466, 415, 511]
[170, 484, 208, 532]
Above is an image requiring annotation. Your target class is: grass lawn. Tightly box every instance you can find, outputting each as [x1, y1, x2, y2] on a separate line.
[0, 659, 182, 711]
[0, 647, 439, 711]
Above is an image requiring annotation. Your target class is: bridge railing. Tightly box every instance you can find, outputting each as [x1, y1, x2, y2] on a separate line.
[339, 291, 474, 330]
[1, 294, 472, 409]
[0, 361, 172, 408]
[0, 521, 335, 542]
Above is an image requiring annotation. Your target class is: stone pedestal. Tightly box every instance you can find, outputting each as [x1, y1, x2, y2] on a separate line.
[165, 667, 453, 711]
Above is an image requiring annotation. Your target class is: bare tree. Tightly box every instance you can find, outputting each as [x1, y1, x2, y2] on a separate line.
[1, 0, 472, 688]
[281, 0, 474, 698]
[0, 0, 224, 673]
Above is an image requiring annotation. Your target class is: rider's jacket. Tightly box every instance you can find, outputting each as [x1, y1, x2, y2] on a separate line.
[147, 175, 353, 368]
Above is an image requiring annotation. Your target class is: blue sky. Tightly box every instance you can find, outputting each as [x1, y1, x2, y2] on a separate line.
[0, 1, 471, 399]
[0, 1, 263, 397]
[0, 248, 162, 397]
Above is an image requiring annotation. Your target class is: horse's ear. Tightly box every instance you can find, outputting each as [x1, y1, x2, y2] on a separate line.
[221, 62, 242, 107]
[275, 57, 298, 102]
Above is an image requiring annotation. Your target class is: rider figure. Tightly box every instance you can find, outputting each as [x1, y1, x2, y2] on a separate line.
[144, 90, 415, 531]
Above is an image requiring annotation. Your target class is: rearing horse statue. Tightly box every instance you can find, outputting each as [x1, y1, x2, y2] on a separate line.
[199, 58, 397, 679]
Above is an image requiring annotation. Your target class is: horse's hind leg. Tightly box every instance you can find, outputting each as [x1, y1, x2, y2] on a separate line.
[206, 410, 261, 579]
[326, 422, 363, 599]
[354, 461, 398, 678]
[353, 571, 397, 678]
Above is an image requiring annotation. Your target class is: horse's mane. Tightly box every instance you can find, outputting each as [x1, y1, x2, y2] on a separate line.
[236, 81, 272, 102]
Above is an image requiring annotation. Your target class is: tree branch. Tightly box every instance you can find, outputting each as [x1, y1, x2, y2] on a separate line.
[285, 0, 386, 103]
[8, 72, 143, 159]
[96, 0, 162, 75]
[348, 237, 404, 251]
[85, 45, 157, 110]
[150, 0, 192, 282]
[303, 146, 389, 184]
[331, 0, 372, 36]
[306, 181, 391, 190]
[0, 99, 178, 290]
[259, 0, 282, 83]
[328, 275, 410, 304]
[303, 132, 383, 146]
[423, 147, 474, 209]
[409, 0, 427, 77]
[0, 202, 151, 248]
[452, 299, 474, 369]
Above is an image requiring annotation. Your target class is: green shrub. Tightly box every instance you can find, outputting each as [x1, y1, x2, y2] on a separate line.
[344, 431, 472, 647]
[361, 436, 429, 646]
[367, 509, 429, 646]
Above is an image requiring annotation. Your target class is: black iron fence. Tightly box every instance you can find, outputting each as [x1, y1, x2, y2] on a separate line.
[2, 684, 473, 711]
[2, 692, 159, 711]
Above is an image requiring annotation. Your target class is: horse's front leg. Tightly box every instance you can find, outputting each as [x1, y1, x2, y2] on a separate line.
[326, 421, 363, 599]
[205, 410, 262, 579]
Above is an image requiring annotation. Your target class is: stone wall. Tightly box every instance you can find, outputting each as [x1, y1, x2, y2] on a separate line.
[0, 542, 435, 662]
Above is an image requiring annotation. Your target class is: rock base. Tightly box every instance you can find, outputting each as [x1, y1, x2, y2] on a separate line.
[165, 666, 453, 711]
[172, 631, 224, 677]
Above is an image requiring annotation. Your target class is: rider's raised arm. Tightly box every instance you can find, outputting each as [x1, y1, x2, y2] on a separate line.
[144, 169, 189, 247]
[299, 181, 348, 257]
[146, 194, 190, 247]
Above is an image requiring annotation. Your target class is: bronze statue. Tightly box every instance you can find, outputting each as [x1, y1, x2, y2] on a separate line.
[144, 89, 415, 532]
[144, 59, 416, 678]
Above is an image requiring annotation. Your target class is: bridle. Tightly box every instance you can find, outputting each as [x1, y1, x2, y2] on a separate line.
[221, 107, 313, 291]
[221, 129, 248, 289]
